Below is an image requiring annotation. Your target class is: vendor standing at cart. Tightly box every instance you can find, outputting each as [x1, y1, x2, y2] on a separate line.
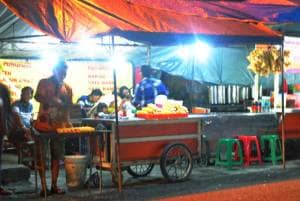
[34, 59, 73, 196]
[133, 65, 169, 109]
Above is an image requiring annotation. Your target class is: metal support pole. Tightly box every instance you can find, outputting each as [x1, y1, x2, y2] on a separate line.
[280, 37, 286, 169]
[147, 45, 151, 65]
[111, 35, 122, 192]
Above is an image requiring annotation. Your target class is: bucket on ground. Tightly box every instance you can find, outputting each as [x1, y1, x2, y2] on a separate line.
[64, 155, 87, 189]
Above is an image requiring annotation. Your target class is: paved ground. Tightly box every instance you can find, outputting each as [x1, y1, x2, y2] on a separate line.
[2, 157, 300, 201]
[157, 179, 300, 201]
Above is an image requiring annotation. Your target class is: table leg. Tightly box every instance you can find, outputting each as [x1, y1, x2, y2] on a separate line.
[33, 141, 38, 193]
[99, 134, 103, 192]
[87, 137, 92, 180]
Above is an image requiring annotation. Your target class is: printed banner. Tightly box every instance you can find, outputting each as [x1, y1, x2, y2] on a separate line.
[0, 59, 133, 116]
[285, 36, 300, 74]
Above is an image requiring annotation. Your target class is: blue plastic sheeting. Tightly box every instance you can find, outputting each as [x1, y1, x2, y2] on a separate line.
[261, 74, 300, 89]
[129, 45, 255, 86]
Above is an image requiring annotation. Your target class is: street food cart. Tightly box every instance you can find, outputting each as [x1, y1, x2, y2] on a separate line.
[82, 115, 203, 183]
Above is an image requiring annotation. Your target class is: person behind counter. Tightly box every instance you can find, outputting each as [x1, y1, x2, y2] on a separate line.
[118, 86, 135, 116]
[133, 65, 169, 109]
[77, 89, 103, 118]
[34, 59, 73, 196]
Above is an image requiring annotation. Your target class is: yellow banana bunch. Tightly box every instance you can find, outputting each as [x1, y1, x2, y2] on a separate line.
[247, 46, 291, 76]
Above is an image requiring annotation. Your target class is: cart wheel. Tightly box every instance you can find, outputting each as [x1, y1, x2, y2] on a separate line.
[160, 143, 193, 182]
[126, 164, 155, 177]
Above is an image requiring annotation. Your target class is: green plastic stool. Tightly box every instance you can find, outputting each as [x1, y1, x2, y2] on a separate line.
[260, 134, 282, 165]
[215, 138, 243, 169]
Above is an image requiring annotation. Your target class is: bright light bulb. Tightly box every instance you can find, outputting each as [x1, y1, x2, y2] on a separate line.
[109, 53, 129, 71]
[177, 46, 191, 60]
[40, 51, 59, 69]
[176, 41, 210, 62]
[77, 38, 100, 57]
[194, 41, 210, 62]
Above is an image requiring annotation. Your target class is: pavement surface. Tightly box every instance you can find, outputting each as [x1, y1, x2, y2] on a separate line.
[1, 156, 300, 201]
[157, 179, 300, 201]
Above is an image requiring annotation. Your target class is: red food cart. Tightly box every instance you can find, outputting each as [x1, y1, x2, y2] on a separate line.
[83, 115, 203, 185]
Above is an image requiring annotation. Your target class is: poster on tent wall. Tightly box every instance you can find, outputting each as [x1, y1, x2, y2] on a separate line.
[0, 59, 133, 115]
[284, 36, 300, 74]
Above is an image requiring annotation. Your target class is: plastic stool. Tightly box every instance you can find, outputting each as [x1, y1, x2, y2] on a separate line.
[215, 138, 243, 169]
[237, 135, 263, 166]
[260, 134, 282, 165]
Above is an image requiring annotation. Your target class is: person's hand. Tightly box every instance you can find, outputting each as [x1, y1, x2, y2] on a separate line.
[52, 97, 63, 106]
[23, 127, 33, 141]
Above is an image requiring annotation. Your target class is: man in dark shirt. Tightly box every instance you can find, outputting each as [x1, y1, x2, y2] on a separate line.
[77, 89, 103, 118]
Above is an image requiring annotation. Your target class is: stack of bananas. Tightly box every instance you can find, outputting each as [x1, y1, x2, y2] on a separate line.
[136, 102, 188, 119]
[56, 126, 95, 134]
[247, 46, 291, 76]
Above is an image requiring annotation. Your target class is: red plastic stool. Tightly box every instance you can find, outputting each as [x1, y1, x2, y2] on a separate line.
[236, 135, 263, 166]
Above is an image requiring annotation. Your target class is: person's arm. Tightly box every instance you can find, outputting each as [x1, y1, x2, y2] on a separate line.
[132, 84, 142, 108]
[11, 111, 31, 139]
[34, 79, 62, 106]
[157, 82, 169, 96]
[34, 79, 49, 104]
[0, 97, 5, 135]
[77, 96, 84, 106]
[60, 85, 73, 107]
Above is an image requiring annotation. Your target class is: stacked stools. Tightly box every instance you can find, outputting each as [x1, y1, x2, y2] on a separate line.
[236, 135, 263, 166]
[260, 134, 282, 165]
[215, 138, 243, 169]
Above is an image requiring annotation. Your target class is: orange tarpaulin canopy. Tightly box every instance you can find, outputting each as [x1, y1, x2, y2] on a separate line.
[1, 0, 282, 45]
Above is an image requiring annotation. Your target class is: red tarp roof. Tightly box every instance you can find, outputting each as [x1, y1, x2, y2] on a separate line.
[1, 0, 282, 45]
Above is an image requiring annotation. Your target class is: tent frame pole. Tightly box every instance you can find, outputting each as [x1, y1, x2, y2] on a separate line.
[147, 45, 151, 65]
[111, 35, 123, 192]
[280, 36, 286, 169]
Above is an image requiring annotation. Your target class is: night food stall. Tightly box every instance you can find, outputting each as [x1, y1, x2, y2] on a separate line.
[1, 0, 284, 193]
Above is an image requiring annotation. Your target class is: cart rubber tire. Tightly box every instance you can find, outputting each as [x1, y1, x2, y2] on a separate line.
[126, 164, 155, 178]
[160, 143, 193, 182]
